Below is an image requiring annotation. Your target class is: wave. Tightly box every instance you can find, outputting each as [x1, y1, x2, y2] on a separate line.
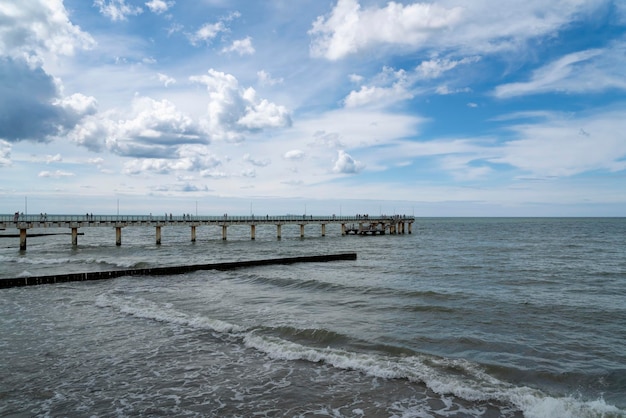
[95, 293, 245, 334]
[95, 292, 625, 418]
[11, 256, 146, 269]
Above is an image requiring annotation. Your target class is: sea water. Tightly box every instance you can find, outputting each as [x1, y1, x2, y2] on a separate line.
[0, 218, 624, 417]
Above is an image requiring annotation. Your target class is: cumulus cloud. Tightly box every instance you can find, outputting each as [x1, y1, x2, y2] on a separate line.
[222, 37, 255, 55]
[309, 0, 462, 60]
[333, 150, 364, 174]
[243, 153, 270, 167]
[309, 0, 601, 60]
[0, 0, 95, 59]
[94, 0, 143, 21]
[344, 66, 413, 108]
[0, 1, 97, 145]
[145, 0, 174, 14]
[190, 69, 291, 142]
[343, 55, 480, 107]
[0, 59, 98, 143]
[190, 21, 226, 45]
[124, 145, 222, 175]
[493, 43, 626, 98]
[104, 96, 208, 158]
[284, 150, 305, 160]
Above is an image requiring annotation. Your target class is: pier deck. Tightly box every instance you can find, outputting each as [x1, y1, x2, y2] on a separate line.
[0, 214, 414, 250]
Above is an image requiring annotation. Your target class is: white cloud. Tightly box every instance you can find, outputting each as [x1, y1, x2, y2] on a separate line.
[309, 0, 601, 60]
[145, 0, 174, 14]
[0, 0, 95, 60]
[94, 0, 143, 22]
[222, 37, 255, 55]
[416, 57, 480, 79]
[257, 70, 283, 86]
[333, 150, 364, 174]
[344, 83, 413, 108]
[492, 110, 626, 177]
[284, 150, 305, 160]
[190, 69, 291, 142]
[243, 153, 271, 167]
[189, 21, 226, 45]
[105, 96, 208, 157]
[343, 66, 413, 108]
[157, 72, 176, 87]
[38, 170, 75, 178]
[45, 154, 63, 164]
[494, 43, 626, 98]
[0, 140, 11, 166]
[124, 145, 222, 175]
[309, 0, 462, 60]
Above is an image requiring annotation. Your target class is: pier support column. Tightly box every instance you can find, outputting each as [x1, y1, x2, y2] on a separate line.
[409, 223, 412, 234]
[191, 225, 196, 242]
[300, 224, 305, 238]
[19, 228, 27, 251]
[155, 226, 162, 245]
[321, 224, 326, 237]
[71, 227, 78, 246]
[250, 224, 256, 240]
[276, 224, 282, 240]
[116, 227, 122, 246]
[341, 224, 346, 236]
[222, 225, 227, 240]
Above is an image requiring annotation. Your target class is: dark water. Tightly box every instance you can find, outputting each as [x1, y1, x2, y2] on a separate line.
[1, 218, 625, 417]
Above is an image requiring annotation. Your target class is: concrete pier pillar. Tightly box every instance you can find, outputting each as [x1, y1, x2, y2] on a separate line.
[250, 224, 256, 240]
[276, 224, 282, 239]
[156, 226, 162, 245]
[71, 227, 78, 246]
[222, 225, 227, 240]
[191, 225, 196, 242]
[321, 224, 326, 237]
[116, 227, 122, 246]
[19, 229, 27, 251]
[409, 223, 412, 234]
[300, 224, 305, 238]
[341, 224, 346, 236]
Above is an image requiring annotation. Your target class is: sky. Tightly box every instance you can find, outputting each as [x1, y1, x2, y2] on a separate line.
[1, 0, 626, 216]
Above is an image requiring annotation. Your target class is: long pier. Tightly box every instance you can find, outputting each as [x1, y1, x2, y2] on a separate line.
[0, 214, 414, 250]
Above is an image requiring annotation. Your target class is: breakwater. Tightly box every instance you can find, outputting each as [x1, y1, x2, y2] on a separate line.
[0, 253, 357, 289]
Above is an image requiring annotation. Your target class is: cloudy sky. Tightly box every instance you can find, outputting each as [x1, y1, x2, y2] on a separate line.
[1, 0, 626, 216]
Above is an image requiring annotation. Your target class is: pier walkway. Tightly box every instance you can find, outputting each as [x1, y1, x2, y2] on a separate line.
[0, 214, 414, 250]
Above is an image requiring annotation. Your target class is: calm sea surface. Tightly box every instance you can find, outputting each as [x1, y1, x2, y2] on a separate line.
[1, 218, 624, 417]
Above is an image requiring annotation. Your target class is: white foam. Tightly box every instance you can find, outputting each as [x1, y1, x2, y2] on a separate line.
[95, 293, 246, 334]
[243, 333, 625, 418]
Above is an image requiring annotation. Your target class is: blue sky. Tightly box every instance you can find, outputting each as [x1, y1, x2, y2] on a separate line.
[1, 0, 626, 216]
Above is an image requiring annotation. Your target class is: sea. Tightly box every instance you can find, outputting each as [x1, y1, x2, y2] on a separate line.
[0, 217, 624, 418]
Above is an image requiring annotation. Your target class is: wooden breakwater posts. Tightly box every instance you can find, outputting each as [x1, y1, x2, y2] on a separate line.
[0, 214, 414, 251]
[0, 253, 357, 289]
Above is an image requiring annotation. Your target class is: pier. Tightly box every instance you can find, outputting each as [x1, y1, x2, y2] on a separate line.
[0, 214, 414, 251]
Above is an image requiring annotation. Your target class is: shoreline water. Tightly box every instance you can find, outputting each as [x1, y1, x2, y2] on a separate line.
[1, 218, 625, 417]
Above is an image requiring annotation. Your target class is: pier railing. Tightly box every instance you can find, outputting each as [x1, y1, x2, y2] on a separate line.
[0, 214, 412, 223]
